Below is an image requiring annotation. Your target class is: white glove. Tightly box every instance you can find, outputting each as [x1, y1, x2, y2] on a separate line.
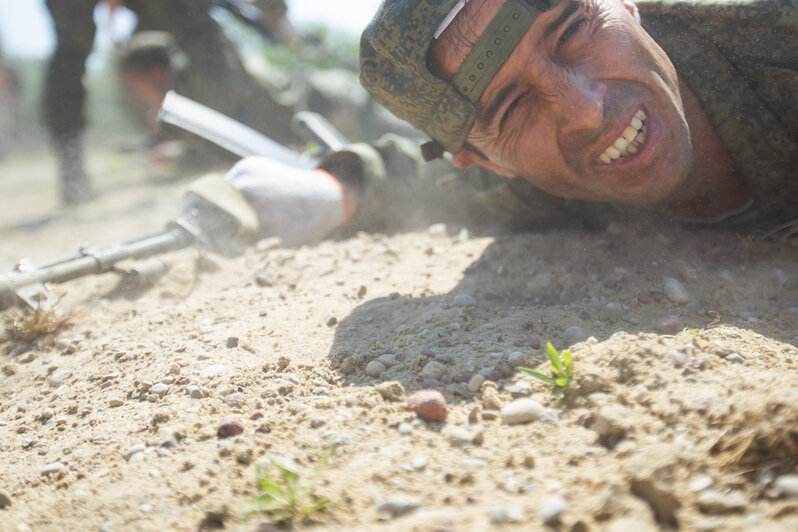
[223, 156, 352, 247]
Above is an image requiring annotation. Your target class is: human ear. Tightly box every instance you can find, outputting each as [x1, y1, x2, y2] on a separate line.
[451, 149, 518, 178]
[619, 0, 641, 23]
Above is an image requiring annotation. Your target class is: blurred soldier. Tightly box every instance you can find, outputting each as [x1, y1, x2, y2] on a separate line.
[43, 0, 298, 205]
[0, 45, 21, 160]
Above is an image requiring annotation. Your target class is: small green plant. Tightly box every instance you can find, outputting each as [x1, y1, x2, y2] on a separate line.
[519, 342, 577, 401]
[241, 449, 334, 525]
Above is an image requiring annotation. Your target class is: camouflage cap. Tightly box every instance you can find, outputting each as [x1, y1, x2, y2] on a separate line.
[360, 0, 556, 157]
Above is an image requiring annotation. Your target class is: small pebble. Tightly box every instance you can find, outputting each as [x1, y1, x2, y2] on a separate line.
[108, 398, 124, 407]
[501, 399, 545, 425]
[218, 384, 236, 396]
[728, 353, 745, 364]
[0, 489, 12, 509]
[201, 365, 225, 379]
[539, 495, 568, 524]
[467, 374, 486, 393]
[324, 314, 338, 327]
[217, 415, 244, 438]
[150, 383, 169, 398]
[507, 351, 527, 367]
[689, 474, 715, 492]
[461, 457, 487, 468]
[225, 336, 239, 348]
[774, 475, 798, 498]
[375, 381, 405, 402]
[397, 422, 413, 435]
[420, 361, 446, 381]
[656, 315, 685, 335]
[375, 497, 421, 516]
[421, 378, 441, 389]
[225, 392, 246, 408]
[376, 354, 395, 368]
[663, 277, 690, 304]
[411, 455, 428, 470]
[507, 383, 531, 398]
[562, 326, 586, 347]
[407, 390, 448, 422]
[41, 462, 65, 475]
[447, 426, 481, 446]
[453, 294, 478, 307]
[125, 443, 146, 461]
[697, 490, 748, 514]
[604, 302, 623, 320]
[513, 336, 541, 349]
[255, 270, 274, 286]
[48, 370, 71, 388]
[187, 385, 203, 399]
[365, 361, 386, 378]
[481, 409, 499, 420]
[490, 506, 525, 524]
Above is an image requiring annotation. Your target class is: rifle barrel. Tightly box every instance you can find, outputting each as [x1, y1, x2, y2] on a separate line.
[0, 225, 194, 311]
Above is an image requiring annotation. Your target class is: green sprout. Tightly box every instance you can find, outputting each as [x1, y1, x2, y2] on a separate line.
[242, 449, 334, 525]
[518, 342, 577, 401]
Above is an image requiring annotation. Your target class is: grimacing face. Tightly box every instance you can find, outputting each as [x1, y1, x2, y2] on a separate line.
[429, 0, 694, 207]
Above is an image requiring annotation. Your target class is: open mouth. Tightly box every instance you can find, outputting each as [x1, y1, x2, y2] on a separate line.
[596, 108, 647, 164]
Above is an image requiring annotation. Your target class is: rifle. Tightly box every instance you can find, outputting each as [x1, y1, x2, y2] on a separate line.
[1, 93, 347, 311]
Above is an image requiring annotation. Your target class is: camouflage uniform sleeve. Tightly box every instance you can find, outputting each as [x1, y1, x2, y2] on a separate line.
[318, 135, 618, 235]
[638, 0, 798, 226]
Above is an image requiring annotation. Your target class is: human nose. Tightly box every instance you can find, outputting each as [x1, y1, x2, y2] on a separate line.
[553, 74, 605, 134]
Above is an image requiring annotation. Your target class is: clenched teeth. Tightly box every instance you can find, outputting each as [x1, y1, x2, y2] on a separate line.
[598, 108, 647, 164]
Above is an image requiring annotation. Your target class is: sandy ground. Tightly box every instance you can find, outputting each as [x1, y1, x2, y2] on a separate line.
[1, 150, 797, 532]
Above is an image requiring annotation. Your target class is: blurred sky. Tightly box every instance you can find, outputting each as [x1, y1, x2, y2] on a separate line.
[0, 0, 381, 59]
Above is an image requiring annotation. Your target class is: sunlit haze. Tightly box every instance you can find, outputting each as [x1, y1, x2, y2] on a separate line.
[0, 0, 382, 58]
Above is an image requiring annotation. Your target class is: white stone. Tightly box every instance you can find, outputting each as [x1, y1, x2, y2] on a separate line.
[501, 399, 545, 425]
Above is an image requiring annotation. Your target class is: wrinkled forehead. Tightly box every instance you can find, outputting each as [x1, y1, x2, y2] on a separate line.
[433, 0, 558, 104]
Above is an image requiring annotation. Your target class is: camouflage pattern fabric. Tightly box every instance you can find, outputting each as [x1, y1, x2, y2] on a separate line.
[44, 0, 299, 145]
[340, 0, 797, 234]
[637, 0, 798, 226]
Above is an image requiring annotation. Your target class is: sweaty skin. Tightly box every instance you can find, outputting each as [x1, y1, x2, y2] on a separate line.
[428, 0, 750, 220]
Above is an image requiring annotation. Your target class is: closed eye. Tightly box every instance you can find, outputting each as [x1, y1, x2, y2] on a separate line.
[500, 95, 524, 130]
[557, 17, 586, 49]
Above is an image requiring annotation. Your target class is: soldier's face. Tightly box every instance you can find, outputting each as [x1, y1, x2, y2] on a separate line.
[431, 0, 693, 207]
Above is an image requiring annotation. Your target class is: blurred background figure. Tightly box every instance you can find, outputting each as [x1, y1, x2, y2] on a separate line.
[43, 0, 298, 205]
[0, 43, 20, 161]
